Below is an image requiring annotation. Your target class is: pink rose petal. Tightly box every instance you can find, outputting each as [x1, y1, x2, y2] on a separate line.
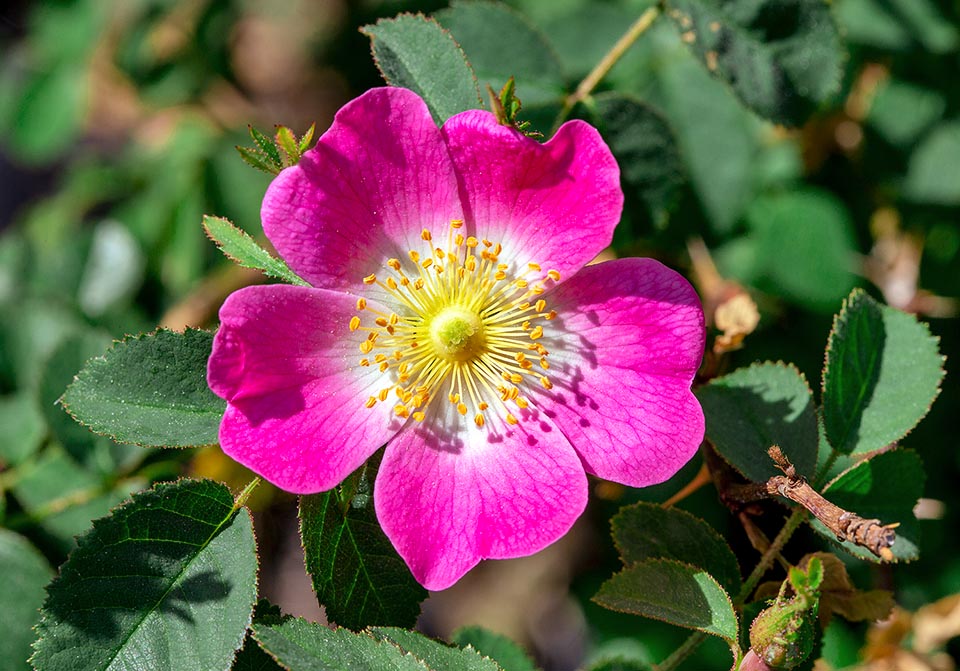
[530, 258, 705, 487]
[262, 87, 463, 295]
[442, 110, 623, 280]
[209, 284, 404, 493]
[375, 401, 588, 591]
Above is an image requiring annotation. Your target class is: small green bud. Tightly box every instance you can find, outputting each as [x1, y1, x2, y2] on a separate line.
[748, 557, 823, 670]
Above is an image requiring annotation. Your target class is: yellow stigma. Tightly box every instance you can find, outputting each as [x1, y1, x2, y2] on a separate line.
[349, 219, 562, 428]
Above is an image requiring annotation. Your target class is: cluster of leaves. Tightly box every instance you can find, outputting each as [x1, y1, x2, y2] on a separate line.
[0, 0, 957, 670]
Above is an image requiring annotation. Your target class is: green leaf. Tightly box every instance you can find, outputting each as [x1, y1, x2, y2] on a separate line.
[697, 362, 819, 482]
[811, 450, 924, 562]
[434, 1, 565, 107]
[665, 0, 844, 125]
[0, 394, 46, 466]
[62, 329, 226, 447]
[642, 22, 759, 234]
[904, 120, 960, 205]
[866, 80, 945, 149]
[232, 602, 286, 671]
[253, 618, 503, 671]
[8, 64, 86, 163]
[274, 126, 300, 164]
[32, 479, 259, 671]
[745, 189, 858, 311]
[236, 145, 282, 175]
[203, 215, 309, 286]
[612, 503, 741, 596]
[248, 126, 284, 170]
[592, 93, 685, 228]
[451, 627, 538, 671]
[299, 455, 426, 630]
[822, 289, 944, 456]
[0, 530, 53, 671]
[11, 445, 142, 553]
[361, 14, 482, 125]
[372, 628, 503, 670]
[594, 559, 739, 644]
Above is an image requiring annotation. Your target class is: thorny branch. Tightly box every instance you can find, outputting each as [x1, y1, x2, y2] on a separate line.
[722, 446, 898, 561]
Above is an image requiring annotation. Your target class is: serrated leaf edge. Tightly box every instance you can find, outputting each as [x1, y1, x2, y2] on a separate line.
[360, 12, 484, 121]
[59, 328, 221, 448]
[30, 477, 258, 670]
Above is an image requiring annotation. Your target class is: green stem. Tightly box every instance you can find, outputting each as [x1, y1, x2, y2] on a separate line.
[813, 450, 840, 489]
[233, 476, 261, 510]
[551, 5, 660, 133]
[736, 507, 808, 606]
[653, 507, 809, 670]
[654, 631, 707, 671]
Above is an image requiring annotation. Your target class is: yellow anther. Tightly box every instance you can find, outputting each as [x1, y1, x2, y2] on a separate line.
[466, 236, 479, 247]
[515, 279, 528, 289]
[457, 403, 468, 416]
[497, 263, 508, 271]
[374, 354, 387, 363]
[528, 262, 541, 272]
[515, 352, 526, 362]
[387, 258, 401, 270]
[356, 298, 367, 310]
[540, 376, 553, 390]
[365, 396, 377, 408]
[367, 332, 378, 342]
[518, 302, 531, 310]
[522, 321, 531, 331]
[409, 250, 420, 263]
[455, 234, 464, 245]
[435, 248, 445, 259]
[363, 274, 377, 285]
[540, 357, 549, 370]
[398, 363, 409, 374]
[448, 392, 460, 404]
[478, 402, 489, 411]
[413, 412, 426, 422]
[535, 299, 547, 312]
[465, 257, 477, 271]
[482, 239, 493, 247]
[529, 326, 544, 340]
[545, 310, 557, 320]
[520, 360, 533, 370]
[516, 397, 529, 409]
[378, 362, 389, 372]
[506, 413, 519, 425]
[359, 358, 370, 367]
[450, 219, 464, 228]
[359, 340, 374, 354]
[386, 277, 398, 290]
[547, 269, 561, 281]
[421, 229, 432, 241]
[375, 317, 388, 327]
[349, 316, 361, 331]
[492, 243, 502, 255]
[395, 404, 410, 418]
[474, 414, 485, 428]
[414, 278, 424, 290]
[400, 277, 409, 286]
[378, 389, 390, 401]
[422, 258, 433, 269]
[494, 271, 507, 281]
[510, 373, 523, 384]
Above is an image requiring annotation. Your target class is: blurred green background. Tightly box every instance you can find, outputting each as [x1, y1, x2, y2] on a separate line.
[0, 1, 957, 669]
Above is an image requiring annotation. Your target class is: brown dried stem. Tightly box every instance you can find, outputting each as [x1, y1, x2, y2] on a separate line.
[726, 446, 898, 561]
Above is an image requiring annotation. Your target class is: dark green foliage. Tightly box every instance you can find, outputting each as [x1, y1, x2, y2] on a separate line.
[299, 456, 427, 630]
[451, 627, 539, 671]
[665, 0, 844, 125]
[31, 479, 258, 671]
[698, 362, 819, 482]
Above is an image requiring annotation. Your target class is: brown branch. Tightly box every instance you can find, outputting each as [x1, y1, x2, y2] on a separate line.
[727, 446, 898, 562]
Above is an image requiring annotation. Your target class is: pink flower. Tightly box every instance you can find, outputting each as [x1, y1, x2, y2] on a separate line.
[208, 87, 705, 591]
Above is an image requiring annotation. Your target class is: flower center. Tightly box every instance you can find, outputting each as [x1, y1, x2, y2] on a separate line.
[349, 219, 560, 429]
[429, 307, 485, 362]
